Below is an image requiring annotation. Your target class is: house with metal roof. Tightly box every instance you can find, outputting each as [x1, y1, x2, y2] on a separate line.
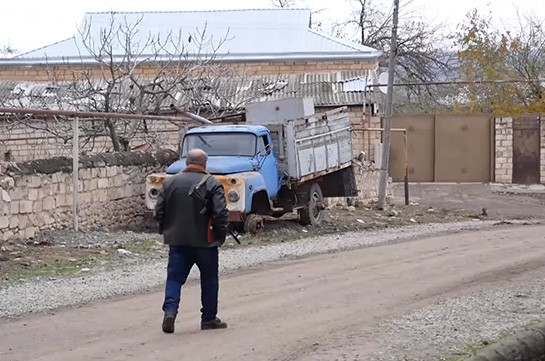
[0, 9, 383, 114]
[0, 9, 382, 160]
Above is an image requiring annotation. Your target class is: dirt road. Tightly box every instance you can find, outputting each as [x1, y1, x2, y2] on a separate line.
[2, 224, 545, 361]
[393, 183, 545, 220]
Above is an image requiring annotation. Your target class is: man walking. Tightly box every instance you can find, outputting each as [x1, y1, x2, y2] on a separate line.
[155, 148, 229, 333]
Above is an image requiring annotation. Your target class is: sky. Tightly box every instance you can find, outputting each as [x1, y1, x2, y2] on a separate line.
[1, 0, 544, 54]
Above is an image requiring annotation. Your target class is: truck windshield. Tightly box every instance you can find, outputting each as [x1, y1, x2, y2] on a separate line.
[182, 133, 257, 157]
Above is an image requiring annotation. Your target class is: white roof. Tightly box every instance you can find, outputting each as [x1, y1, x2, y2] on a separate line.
[1, 9, 381, 65]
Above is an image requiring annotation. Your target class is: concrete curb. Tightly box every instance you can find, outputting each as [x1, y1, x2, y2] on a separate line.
[466, 322, 545, 361]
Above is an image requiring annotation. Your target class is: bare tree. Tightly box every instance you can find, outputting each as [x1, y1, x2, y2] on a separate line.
[271, 0, 298, 8]
[505, 14, 545, 105]
[332, 0, 454, 111]
[0, 44, 17, 58]
[2, 13, 258, 152]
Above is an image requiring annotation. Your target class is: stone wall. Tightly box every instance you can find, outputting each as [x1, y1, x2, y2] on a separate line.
[352, 161, 392, 201]
[494, 117, 514, 183]
[0, 149, 390, 242]
[325, 160, 391, 206]
[0, 150, 178, 242]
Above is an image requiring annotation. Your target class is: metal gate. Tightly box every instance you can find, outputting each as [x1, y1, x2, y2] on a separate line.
[389, 114, 493, 182]
[512, 117, 541, 184]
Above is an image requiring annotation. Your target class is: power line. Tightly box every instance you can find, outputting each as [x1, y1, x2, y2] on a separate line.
[367, 78, 545, 88]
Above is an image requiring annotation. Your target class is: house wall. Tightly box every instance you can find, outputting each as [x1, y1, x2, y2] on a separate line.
[0, 60, 378, 81]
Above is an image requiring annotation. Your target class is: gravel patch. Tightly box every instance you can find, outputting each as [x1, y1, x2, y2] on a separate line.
[370, 281, 545, 360]
[0, 220, 507, 318]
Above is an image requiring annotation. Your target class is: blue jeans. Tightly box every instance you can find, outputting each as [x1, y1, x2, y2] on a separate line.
[162, 245, 219, 322]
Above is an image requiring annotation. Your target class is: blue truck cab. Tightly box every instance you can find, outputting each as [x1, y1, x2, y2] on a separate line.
[160, 125, 283, 231]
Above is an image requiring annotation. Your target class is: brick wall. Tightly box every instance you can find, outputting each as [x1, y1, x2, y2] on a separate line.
[362, 116, 382, 163]
[0, 60, 377, 81]
[0, 119, 182, 162]
[494, 117, 514, 183]
[1, 107, 376, 164]
[0, 106, 374, 162]
[0, 150, 178, 242]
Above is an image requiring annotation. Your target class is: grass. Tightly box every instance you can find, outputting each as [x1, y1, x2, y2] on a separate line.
[438, 333, 511, 360]
[0, 203, 484, 288]
[3, 257, 101, 286]
[0, 238, 164, 288]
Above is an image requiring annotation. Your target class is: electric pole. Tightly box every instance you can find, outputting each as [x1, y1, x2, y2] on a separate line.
[377, 0, 400, 210]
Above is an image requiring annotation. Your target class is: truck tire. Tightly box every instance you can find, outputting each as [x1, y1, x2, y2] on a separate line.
[244, 214, 264, 234]
[298, 182, 324, 226]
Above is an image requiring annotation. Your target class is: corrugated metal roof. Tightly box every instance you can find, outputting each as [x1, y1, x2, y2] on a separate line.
[0, 71, 380, 112]
[225, 71, 380, 107]
[1, 9, 381, 65]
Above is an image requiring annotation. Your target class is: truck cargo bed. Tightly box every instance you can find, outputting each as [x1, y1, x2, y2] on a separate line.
[258, 112, 352, 182]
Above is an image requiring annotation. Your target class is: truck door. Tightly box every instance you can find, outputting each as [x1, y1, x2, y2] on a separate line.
[256, 133, 280, 198]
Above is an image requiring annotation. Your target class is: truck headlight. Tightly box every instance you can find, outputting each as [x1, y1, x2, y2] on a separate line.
[227, 190, 240, 202]
[148, 187, 160, 199]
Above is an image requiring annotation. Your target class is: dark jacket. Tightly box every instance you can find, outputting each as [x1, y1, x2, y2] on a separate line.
[154, 165, 228, 248]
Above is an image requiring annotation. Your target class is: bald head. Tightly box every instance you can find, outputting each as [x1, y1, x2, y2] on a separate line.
[187, 148, 208, 167]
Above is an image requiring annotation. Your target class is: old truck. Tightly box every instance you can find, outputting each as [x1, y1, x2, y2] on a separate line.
[145, 98, 357, 233]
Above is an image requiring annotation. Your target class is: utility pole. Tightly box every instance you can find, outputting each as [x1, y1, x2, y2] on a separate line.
[72, 117, 79, 232]
[377, 0, 400, 210]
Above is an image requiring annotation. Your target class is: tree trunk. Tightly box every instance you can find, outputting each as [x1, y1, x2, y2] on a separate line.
[106, 119, 121, 152]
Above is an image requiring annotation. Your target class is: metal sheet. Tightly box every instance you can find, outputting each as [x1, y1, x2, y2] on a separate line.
[434, 114, 491, 182]
[389, 114, 492, 183]
[2, 10, 381, 65]
[513, 117, 541, 184]
[0, 71, 381, 110]
[390, 114, 435, 182]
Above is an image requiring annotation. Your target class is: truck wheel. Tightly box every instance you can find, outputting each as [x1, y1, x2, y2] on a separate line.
[244, 214, 264, 234]
[298, 182, 324, 226]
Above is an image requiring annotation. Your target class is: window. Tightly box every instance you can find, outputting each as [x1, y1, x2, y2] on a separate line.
[256, 135, 270, 156]
[182, 133, 257, 157]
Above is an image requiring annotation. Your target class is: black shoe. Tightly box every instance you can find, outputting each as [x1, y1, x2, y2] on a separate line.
[201, 317, 228, 330]
[162, 313, 176, 333]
